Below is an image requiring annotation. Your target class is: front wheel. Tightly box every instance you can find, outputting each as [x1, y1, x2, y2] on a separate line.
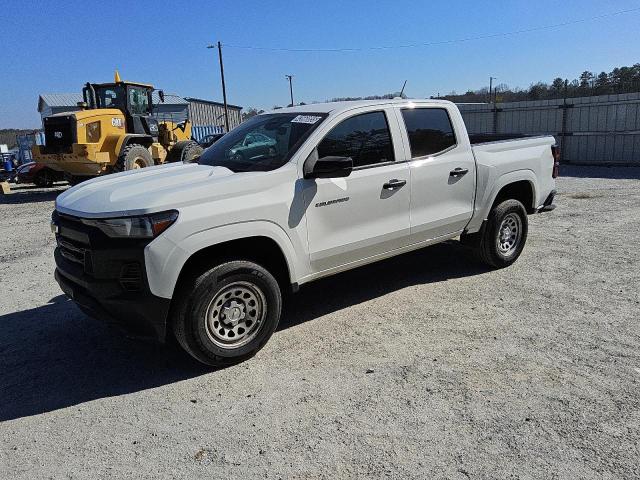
[172, 260, 282, 367]
[118, 144, 154, 171]
[471, 199, 528, 268]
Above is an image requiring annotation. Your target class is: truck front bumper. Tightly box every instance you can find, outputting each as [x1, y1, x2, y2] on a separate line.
[53, 212, 171, 342]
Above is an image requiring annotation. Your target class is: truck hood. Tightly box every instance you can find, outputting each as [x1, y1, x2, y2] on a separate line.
[55, 163, 236, 218]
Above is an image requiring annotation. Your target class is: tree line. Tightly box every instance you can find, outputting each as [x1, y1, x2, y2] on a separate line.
[439, 63, 640, 103]
[242, 63, 640, 119]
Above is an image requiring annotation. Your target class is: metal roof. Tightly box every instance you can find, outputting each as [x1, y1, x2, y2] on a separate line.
[38, 92, 188, 112]
[152, 92, 188, 105]
[184, 97, 242, 110]
[38, 93, 83, 110]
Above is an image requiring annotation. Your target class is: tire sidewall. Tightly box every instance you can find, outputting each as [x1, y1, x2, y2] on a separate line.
[484, 200, 528, 267]
[123, 145, 153, 170]
[185, 262, 282, 363]
[183, 142, 203, 163]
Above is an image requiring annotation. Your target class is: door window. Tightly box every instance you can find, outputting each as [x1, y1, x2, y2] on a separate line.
[401, 108, 456, 157]
[317, 111, 394, 168]
[128, 87, 150, 115]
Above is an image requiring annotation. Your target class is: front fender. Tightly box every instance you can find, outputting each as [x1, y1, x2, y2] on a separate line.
[144, 220, 301, 299]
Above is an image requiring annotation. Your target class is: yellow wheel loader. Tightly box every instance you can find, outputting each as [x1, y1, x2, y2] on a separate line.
[33, 73, 203, 184]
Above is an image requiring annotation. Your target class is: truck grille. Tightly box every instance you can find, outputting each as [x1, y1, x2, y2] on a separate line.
[54, 211, 149, 294]
[58, 238, 85, 266]
[43, 115, 76, 153]
[119, 263, 143, 291]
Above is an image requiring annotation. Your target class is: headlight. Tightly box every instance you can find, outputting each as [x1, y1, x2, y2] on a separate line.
[81, 210, 178, 238]
[86, 121, 101, 143]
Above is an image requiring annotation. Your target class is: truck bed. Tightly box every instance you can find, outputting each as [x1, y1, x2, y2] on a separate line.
[468, 133, 529, 144]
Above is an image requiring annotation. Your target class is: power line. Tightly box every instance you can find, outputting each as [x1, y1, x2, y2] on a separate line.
[225, 6, 640, 52]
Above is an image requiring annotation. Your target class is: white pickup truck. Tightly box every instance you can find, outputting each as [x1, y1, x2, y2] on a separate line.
[52, 99, 558, 366]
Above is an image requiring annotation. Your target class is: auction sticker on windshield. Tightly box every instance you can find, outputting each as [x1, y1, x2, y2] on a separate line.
[291, 115, 322, 124]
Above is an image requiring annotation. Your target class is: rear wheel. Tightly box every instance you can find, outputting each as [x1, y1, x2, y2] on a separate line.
[165, 140, 203, 164]
[466, 199, 528, 268]
[117, 144, 153, 171]
[172, 260, 282, 367]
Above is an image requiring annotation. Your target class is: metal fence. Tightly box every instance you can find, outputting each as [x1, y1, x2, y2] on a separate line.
[191, 125, 225, 142]
[457, 92, 640, 165]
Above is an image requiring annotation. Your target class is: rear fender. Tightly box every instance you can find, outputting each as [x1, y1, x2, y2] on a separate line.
[466, 168, 538, 233]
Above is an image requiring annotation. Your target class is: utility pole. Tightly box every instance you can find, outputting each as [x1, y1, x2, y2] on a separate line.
[285, 74, 294, 106]
[207, 42, 230, 132]
[489, 76, 496, 104]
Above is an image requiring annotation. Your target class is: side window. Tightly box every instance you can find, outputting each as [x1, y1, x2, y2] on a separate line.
[128, 87, 150, 115]
[401, 108, 457, 157]
[317, 111, 394, 168]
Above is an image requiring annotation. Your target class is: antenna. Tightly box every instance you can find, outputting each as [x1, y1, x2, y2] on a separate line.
[400, 80, 407, 98]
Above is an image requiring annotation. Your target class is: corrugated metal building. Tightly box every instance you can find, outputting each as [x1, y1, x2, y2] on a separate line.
[37, 93, 83, 118]
[150, 93, 190, 123]
[185, 97, 242, 132]
[37, 92, 190, 123]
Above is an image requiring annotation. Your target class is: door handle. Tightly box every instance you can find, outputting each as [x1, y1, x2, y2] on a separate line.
[383, 179, 407, 190]
[449, 167, 469, 177]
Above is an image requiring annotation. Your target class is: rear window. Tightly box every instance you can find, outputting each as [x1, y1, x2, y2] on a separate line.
[401, 108, 456, 157]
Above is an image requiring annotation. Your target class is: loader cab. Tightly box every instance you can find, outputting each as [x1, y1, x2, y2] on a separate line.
[82, 81, 159, 137]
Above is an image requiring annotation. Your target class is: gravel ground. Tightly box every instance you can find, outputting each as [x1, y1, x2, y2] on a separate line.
[1, 167, 639, 479]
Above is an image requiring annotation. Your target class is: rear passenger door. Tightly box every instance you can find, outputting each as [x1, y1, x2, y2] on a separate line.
[303, 108, 411, 273]
[396, 106, 475, 242]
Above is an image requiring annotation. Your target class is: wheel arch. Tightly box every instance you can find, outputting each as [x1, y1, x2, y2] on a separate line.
[465, 169, 538, 234]
[490, 179, 537, 214]
[116, 134, 154, 156]
[144, 221, 303, 301]
[175, 236, 293, 293]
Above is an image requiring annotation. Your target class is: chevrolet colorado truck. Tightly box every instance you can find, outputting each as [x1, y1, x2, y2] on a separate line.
[52, 99, 558, 366]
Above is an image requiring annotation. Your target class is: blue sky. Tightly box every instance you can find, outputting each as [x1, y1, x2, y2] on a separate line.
[1, 0, 639, 128]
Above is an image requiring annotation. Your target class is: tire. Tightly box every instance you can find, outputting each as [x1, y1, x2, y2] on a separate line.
[166, 140, 204, 164]
[117, 144, 153, 171]
[172, 260, 282, 367]
[33, 170, 53, 188]
[65, 174, 86, 186]
[473, 199, 528, 268]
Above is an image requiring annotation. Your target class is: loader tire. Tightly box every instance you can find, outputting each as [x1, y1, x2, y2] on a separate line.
[166, 140, 203, 164]
[117, 144, 153, 171]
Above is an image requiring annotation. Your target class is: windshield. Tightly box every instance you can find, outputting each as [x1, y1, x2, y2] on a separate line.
[94, 85, 126, 110]
[198, 113, 327, 172]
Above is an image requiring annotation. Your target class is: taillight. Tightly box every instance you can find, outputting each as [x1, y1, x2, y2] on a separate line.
[551, 145, 560, 178]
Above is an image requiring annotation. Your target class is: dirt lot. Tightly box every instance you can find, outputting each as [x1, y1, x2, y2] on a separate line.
[1, 167, 639, 479]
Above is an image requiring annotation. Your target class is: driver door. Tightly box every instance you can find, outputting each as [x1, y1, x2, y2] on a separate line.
[303, 108, 411, 273]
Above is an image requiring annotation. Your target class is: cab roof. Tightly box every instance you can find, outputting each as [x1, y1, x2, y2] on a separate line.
[90, 81, 155, 89]
[266, 98, 455, 115]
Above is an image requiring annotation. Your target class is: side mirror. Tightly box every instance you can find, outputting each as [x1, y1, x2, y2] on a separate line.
[76, 101, 88, 109]
[303, 150, 353, 179]
[158, 90, 165, 103]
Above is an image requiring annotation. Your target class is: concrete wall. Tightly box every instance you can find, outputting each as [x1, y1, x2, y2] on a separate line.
[457, 92, 640, 165]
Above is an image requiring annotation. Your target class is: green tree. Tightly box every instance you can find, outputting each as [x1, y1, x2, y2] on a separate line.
[551, 78, 565, 92]
[241, 107, 264, 122]
[579, 71, 594, 88]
